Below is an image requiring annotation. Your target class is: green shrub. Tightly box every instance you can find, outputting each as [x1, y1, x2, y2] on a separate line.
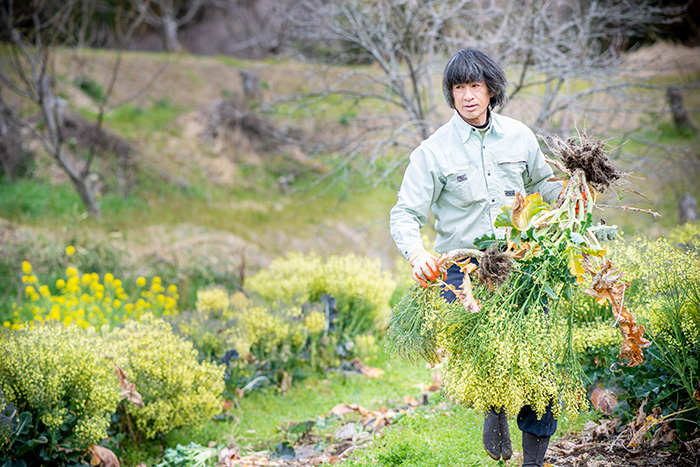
[169, 287, 241, 361]
[0, 387, 12, 451]
[0, 323, 120, 464]
[244, 252, 396, 336]
[106, 315, 225, 440]
[171, 288, 340, 396]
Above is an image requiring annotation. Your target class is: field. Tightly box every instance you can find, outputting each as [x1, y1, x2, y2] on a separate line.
[1, 41, 699, 467]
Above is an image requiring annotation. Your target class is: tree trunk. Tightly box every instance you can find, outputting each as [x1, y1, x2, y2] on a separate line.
[679, 193, 698, 225]
[39, 78, 102, 217]
[162, 16, 182, 52]
[667, 86, 697, 134]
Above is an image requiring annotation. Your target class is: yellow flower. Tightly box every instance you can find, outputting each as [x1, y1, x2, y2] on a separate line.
[22, 261, 32, 274]
[56, 279, 66, 289]
[39, 285, 50, 297]
[66, 267, 78, 277]
[136, 277, 146, 287]
[66, 245, 76, 256]
[104, 273, 114, 284]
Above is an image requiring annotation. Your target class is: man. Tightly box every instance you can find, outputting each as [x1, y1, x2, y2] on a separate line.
[389, 49, 562, 467]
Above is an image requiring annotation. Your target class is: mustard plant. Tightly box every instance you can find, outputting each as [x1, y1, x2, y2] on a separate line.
[106, 315, 225, 441]
[8, 255, 179, 330]
[0, 323, 120, 464]
[244, 252, 396, 336]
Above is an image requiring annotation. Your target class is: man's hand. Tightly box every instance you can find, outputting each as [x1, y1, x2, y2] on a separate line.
[408, 248, 441, 287]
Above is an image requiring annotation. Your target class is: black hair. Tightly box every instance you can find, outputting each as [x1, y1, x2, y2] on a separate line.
[442, 49, 507, 109]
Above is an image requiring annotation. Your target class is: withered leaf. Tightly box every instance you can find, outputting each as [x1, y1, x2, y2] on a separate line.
[350, 357, 385, 378]
[89, 445, 120, 467]
[590, 386, 618, 415]
[583, 259, 650, 367]
[114, 365, 144, 407]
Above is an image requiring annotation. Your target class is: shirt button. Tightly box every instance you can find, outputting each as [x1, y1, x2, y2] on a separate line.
[492, 199, 495, 203]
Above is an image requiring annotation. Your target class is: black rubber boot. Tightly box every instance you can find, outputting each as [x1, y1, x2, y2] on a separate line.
[498, 409, 512, 461]
[482, 408, 501, 460]
[522, 431, 550, 467]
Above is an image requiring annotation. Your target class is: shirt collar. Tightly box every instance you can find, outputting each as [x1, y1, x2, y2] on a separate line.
[452, 110, 501, 143]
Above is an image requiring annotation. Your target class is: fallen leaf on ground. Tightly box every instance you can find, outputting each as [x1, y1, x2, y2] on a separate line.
[590, 386, 618, 415]
[350, 358, 385, 378]
[403, 395, 421, 407]
[89, 445, 120, 467]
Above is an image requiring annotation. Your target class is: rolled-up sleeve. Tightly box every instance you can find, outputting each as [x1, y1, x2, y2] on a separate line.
[390, 147, 443, 259]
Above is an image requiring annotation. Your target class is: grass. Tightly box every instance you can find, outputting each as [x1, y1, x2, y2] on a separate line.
[155, 348, 595, 467]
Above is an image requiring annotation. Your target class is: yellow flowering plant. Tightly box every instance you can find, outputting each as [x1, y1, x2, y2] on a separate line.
[8, 259, 179, 330]
[0, 323, 121, 464]
[245, 252, 396, 337]
[605, 234, 700, 411]
[106, 315, 225, 441]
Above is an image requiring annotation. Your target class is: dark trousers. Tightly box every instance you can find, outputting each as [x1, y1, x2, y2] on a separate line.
[442, 263, 557, 437]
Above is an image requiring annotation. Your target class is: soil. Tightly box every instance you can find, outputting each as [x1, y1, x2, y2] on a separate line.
[544, 421, 700, 467]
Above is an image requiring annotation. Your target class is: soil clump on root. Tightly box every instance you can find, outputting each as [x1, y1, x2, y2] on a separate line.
[476, 248, 512, 290]
[549, 136, 623, 193]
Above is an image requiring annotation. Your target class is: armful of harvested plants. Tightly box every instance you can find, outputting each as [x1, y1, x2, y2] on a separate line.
[386, 134, 656, 420]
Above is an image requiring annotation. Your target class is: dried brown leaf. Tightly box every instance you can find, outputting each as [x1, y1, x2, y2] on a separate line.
[329, 403, 361, 417]
[114, 365, 143, 407]
[403, 396, 421, 407]
[593, 418, 619, 440]
[89, 445, 120, 467]
[583, 260, 650, 367]
[590, 387, 618, 415]
[350, 358, 385, 378]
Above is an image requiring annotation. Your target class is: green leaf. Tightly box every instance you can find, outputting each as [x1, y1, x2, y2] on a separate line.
[493, 207, 513, 228]
[542, 284, 558, 299]
[474, 234, 501, 250]
[15, 412, 32, 436]
[569, 232, 587, 245]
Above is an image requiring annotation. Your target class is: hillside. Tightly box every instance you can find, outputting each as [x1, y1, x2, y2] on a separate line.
[2, 42, 700, 280]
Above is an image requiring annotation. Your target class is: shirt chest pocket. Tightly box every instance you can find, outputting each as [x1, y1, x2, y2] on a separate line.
[496, 158, 527, 194]
[444, 165, 483, 207]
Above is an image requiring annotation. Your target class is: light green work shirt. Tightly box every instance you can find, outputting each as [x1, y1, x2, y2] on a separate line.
[390, 110, 562, 258]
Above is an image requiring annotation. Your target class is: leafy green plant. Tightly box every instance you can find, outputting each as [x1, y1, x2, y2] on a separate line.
[106, 315, 225, 441]
[154, 442, 218, 467]
[0, 323, 121, 465]
[0, 387, 14, 451]
[75, 76, 105, 101]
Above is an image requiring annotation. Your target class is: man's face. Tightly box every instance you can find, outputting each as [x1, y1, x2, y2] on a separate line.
[452, 81, 493, 126]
